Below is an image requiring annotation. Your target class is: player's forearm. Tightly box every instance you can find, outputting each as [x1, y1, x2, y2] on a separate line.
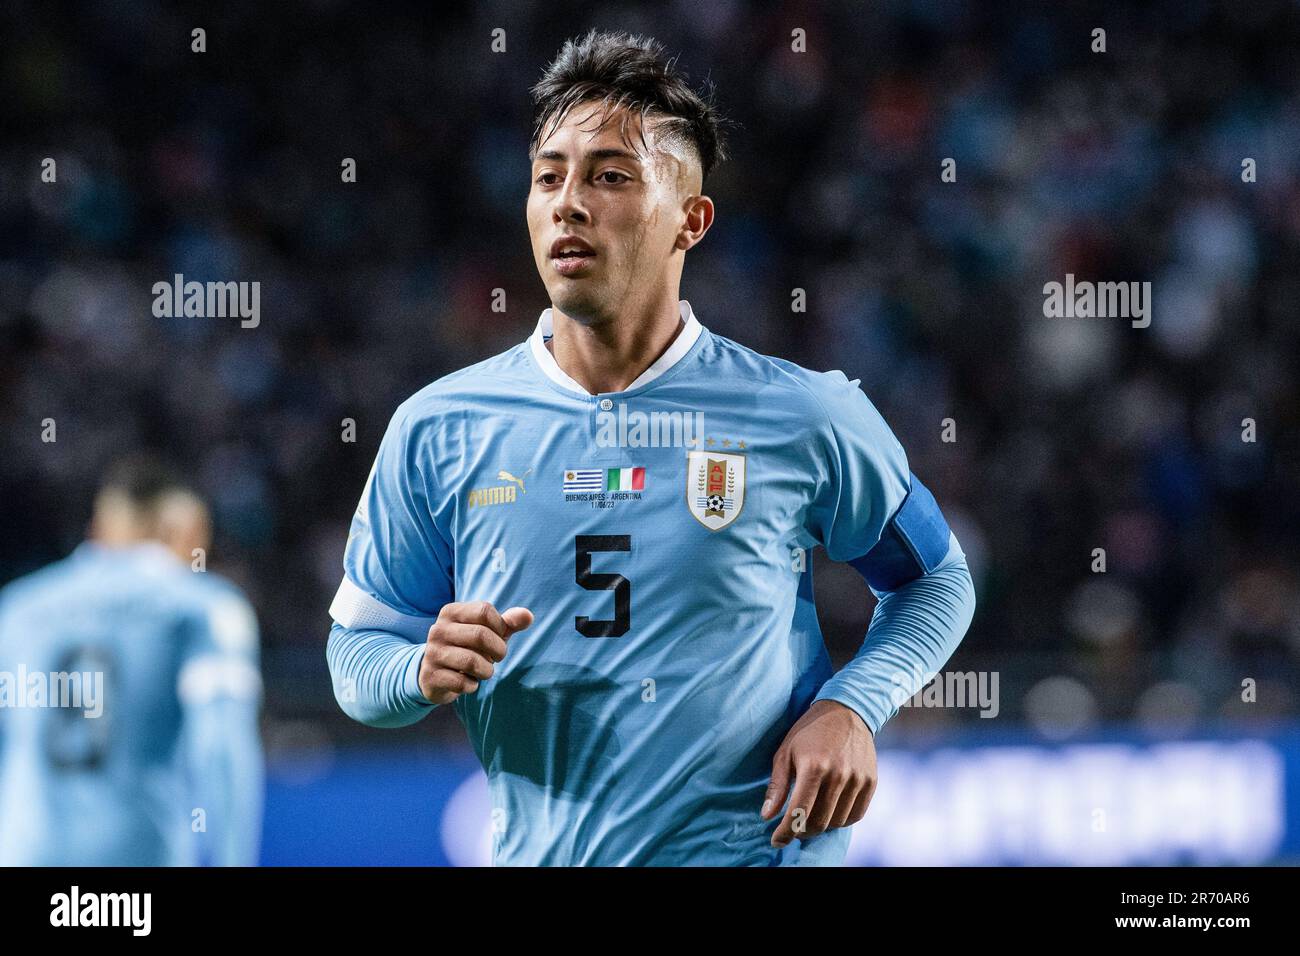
[814, 541, 976, 735]
[188, 695, 264, 866]
[224, 702, 264, 866]
[326, 621, 435, 728]
[215, 704, 264, 866]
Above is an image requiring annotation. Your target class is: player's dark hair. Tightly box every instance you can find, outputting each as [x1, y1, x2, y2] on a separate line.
[530, 29, 734, 184]
[99, 453, 192, 509]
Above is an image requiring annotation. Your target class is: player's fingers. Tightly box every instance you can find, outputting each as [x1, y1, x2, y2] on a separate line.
[501, 606, 534, 637]
[762, 748, 792, 820]
[419, 667, 480, 703]
[771, 771, 823, 848]
[438, 621, 509, 663]
[799, 765, 846, 837]
[440, 600, 509, 637]
[427, 643, 496, 681]
[826, 773, 864, 831]
[844, 775, 877, 826]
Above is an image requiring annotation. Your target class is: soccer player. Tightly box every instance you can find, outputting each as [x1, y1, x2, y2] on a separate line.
[0, 456, 264, 866]
[327, 29, 975, 865]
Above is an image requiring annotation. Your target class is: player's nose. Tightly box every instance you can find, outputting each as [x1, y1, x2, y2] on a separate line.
[553, 180, 589, 224]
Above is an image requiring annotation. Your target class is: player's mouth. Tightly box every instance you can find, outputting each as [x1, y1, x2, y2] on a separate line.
[550, 236, 597, 276]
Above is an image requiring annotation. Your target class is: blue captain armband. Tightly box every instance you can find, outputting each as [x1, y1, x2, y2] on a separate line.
[848, 473, 952, 591]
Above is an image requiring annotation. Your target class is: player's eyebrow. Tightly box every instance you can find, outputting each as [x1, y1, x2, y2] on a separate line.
[534, 147, 644, 165]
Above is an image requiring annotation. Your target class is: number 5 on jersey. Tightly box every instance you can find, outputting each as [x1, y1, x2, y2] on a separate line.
[574, 535, 630, 637]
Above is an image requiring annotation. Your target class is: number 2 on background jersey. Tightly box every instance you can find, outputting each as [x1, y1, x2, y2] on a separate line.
[574, 534, 630, 637]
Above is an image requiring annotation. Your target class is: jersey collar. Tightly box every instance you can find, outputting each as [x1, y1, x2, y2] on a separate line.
[74, 539, 180, 570]
[529, 299, 703, 396]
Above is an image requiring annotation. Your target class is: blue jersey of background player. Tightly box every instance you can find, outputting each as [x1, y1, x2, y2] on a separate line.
[0, 456, 264, 866]
[327, 31, 976, 865]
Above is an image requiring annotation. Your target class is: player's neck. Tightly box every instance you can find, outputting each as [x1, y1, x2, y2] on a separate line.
[547, 295, 685, 394]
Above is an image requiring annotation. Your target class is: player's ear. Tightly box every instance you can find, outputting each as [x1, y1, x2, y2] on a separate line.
[677, 194, 714, 251]
[156, 492, 212, 564]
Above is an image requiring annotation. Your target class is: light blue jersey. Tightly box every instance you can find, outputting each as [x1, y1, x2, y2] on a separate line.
[328, 299, 974, 865]
[0, 542, 264, 866]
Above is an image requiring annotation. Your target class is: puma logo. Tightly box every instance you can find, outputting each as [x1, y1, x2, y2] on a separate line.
[469, 469, 531, 508]
[497, 468, 532, 494]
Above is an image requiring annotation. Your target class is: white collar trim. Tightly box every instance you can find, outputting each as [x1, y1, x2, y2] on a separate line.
[529, 300, 703, 396]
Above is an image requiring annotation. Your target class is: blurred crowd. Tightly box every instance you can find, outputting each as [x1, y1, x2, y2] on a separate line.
[1, 0, 1297, 742]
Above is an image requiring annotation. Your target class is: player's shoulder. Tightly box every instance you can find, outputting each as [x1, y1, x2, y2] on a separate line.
[390, 342, 535, 426]
[186, 566, 247, 600]
[188, 569, 254, 615]
[0, 545, 213, 628]
[186, 571, 260, 656]
[698, 330, 878, 422]
[0, 545, 137, 613]
[0, 553, 78, 616]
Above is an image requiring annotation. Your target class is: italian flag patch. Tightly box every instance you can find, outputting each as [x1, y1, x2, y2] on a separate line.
[606, 467, 645, 491]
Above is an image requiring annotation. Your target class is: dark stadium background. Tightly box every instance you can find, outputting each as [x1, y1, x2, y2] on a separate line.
[1, 0, 1297, 864]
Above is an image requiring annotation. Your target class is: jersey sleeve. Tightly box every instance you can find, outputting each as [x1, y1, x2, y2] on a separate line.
[326, 399, 454, 727]
[331, 399, 454, 634]
[177, 586, 264, 866]
[801, 370, 976, 735]
[803, 370, 912, 564]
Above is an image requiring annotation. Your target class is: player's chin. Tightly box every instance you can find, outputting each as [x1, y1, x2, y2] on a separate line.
[548, 282, 606, 316]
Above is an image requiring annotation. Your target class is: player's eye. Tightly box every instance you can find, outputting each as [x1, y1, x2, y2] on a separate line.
[598, 171, 630, 184]
[535, 172, 561, 186]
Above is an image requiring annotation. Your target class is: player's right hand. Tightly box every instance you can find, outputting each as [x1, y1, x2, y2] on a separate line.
[418, 600, 534, 705]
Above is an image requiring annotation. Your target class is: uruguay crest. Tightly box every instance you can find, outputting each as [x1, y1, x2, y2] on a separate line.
[686, 450, 746, 530]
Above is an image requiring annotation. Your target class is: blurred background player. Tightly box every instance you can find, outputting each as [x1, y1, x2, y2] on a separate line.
[0, 455, 264, 866]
